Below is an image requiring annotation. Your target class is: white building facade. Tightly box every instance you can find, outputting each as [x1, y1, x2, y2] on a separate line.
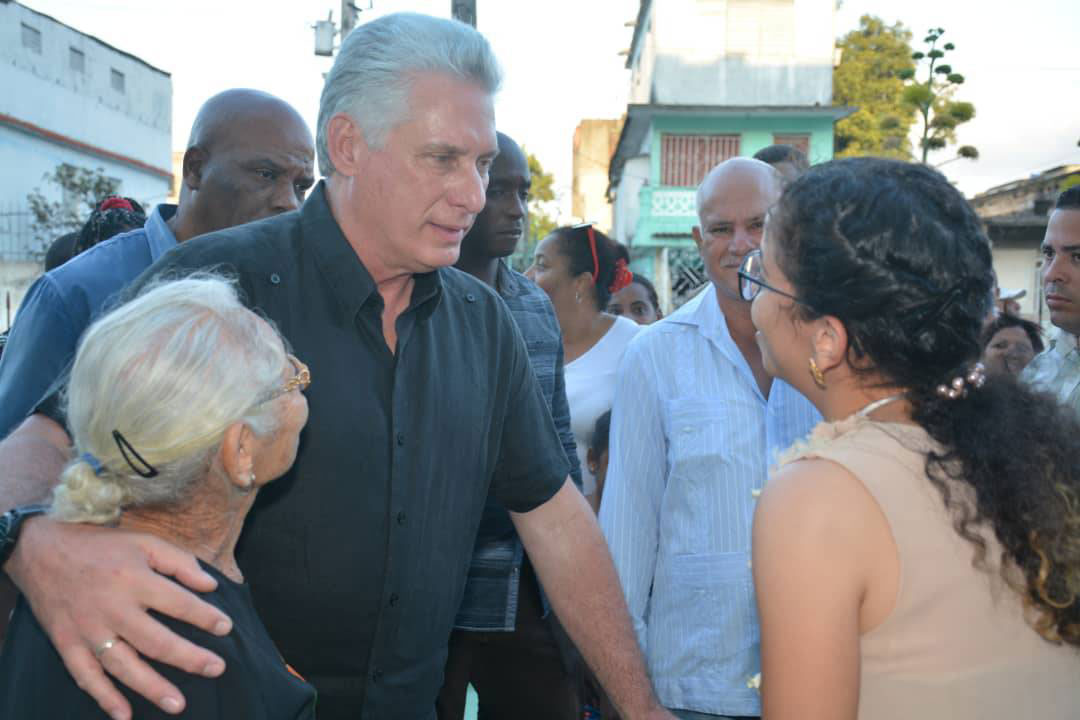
[0, 0, 171, 324]
[610, 0, 848, 309]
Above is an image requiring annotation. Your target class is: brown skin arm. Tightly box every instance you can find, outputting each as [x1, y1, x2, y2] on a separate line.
[1, 414, 231, 720]
[751, 458, 892, 720]
[512, 479, 675, 720]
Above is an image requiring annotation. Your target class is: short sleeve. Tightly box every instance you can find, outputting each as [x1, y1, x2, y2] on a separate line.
[0, 275, 79, 438]
[490, 309, 570, 513]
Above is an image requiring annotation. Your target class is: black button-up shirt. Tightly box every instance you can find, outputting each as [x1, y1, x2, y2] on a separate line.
[103, 183, 570, 719]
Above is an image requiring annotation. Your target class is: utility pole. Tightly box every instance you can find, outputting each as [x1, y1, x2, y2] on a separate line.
[313, 1, 369, 58]
[341, 0, 357, 36]
[451, 0, 476, 27]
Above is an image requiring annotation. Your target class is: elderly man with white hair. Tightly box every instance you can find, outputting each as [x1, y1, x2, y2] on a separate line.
[0, 12, 673, 720]
[0, 276, 315, 719]
[598, 158, 821, 719]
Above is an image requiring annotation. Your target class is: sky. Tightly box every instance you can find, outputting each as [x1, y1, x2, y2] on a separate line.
[20, 0, 1080, 219]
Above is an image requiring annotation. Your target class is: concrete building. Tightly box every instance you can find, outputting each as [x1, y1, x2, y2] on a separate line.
[969, 164, 1080, 322]
[608, 0, 851, 308]
[0, 0, 171, 326]
[572, 118, 624, 233]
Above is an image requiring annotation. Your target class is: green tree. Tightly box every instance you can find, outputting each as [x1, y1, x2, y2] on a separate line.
[509, 150, 559, 272]
[833, 15, 918, 159]
[901, 27, 978, 165]
[26, 163, 120, 257]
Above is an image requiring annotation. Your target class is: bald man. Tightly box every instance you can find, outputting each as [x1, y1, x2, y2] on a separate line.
[0, 89, 314, 439]
[598, 158, 821, 719]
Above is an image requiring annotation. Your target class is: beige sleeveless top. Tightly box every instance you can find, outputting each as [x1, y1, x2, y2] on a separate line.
[777, 417, 1080, 720]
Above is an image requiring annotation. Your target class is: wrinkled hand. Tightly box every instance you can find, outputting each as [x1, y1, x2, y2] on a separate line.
[4, 518, 233, 719]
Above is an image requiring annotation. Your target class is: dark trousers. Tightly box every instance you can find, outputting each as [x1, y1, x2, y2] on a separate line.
[436, 561, 579, 720]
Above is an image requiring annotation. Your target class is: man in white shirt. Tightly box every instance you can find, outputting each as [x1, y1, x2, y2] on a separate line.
[599, 158, 820, 719]
[1022, 186, 1080, 414]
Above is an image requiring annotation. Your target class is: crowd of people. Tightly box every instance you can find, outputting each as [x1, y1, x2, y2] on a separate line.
[0, 11, 1078, 720]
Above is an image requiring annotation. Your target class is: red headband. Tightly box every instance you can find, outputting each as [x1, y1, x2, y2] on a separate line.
[99, 196, 134, 213]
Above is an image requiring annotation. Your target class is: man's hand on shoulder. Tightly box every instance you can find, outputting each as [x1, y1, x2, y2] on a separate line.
[6, 519, 233, 719]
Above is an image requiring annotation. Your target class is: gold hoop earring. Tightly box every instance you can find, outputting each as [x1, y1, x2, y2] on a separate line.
[808, 357, 827, 389]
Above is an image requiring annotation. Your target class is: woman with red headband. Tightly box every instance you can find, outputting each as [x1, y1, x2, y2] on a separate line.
[526, 224, 639, 513]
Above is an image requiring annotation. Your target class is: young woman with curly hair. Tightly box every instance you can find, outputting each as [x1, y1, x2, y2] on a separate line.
[745, 158, 1080, 720]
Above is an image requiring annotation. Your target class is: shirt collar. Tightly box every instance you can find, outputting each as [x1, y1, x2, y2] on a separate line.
[301, 181, 443, 324]
[495, 260, 526, 300]
[145, 204, 178, 262]
[669, 284, 765, 400]
[1048, 326, 1080, 358]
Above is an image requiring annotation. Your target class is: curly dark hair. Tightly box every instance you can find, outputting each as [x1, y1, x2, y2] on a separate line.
[74, 197, 147, 255]
[771, 157, 1080, 647]
[981, 313, 1045, 355]
[548, 224, 623, 310]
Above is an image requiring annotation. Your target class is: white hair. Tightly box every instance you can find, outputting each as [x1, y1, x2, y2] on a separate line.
[50, 275, 289, 525]
[316, 12, 502, 176]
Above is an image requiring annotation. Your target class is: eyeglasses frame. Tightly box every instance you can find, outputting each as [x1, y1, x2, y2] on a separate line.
[257, 353, 311, 405]
[736, 249, 809, 307]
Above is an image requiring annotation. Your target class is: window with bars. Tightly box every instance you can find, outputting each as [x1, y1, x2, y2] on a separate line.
[772, 133, 810, 156]
[21, 23, 41, 54]
[660, 134, 741, 187]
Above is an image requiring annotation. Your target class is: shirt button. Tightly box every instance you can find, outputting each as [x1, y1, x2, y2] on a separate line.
[396, 432, 405, 447]
[396, 511, 407, 526]
[389, 593, 399, 607]
[269, 273, 281, 285]
[465, 292, 476, 303]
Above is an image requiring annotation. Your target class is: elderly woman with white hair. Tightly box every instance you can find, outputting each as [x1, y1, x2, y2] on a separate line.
[0, 276, 315, 719]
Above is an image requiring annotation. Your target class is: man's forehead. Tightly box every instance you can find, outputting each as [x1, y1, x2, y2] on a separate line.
[699, 195, 771, 224]
[1045, 208, 1080, 247]
[490, 151, 530, 185]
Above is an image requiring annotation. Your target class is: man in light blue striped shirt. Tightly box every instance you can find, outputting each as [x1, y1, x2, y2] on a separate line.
[599, 158, 821, 719]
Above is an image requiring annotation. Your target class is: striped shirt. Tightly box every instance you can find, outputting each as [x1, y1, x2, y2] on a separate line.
[598, 286, 820, 717]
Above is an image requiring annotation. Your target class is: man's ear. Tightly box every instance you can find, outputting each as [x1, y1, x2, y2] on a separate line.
[692, 226, 704, 251]
[811, 315, 849, 374]
[326, 113, 370, 178]
[182, 147, 207, 191]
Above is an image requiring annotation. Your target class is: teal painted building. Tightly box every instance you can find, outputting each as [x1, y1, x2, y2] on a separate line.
[608, 0, 853, 307]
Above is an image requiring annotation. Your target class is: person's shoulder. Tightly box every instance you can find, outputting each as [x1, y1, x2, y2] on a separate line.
[48, 225, 152, 286]
[623, 307, 696, 354]
[611, 314, 643, 342]
[438, 265, 505, 308]
[756, 455, 872, 549]
[162, 211, 302, 275]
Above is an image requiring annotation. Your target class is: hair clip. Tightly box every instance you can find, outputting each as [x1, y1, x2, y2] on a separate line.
[609, 258, 634, 294]
[935, 363, 987, 400]
[111, 429, 159, 478]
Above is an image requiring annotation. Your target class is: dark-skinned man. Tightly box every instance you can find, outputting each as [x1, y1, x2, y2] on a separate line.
[437, 132, 582, 719]
[0, 88, 315, 440]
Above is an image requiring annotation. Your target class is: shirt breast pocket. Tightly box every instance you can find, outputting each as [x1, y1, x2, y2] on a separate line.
[666, 397, 739, 480]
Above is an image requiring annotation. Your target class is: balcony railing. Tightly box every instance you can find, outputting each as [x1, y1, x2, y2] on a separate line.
[634, 186, 697, 247]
